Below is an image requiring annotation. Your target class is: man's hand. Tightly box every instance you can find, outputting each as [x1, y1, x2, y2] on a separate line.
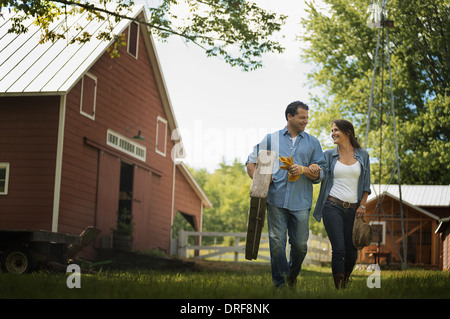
[288, 164, 303, 177]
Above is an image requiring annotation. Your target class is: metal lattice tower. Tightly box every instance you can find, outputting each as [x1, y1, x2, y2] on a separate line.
[364, 0, 407, 270]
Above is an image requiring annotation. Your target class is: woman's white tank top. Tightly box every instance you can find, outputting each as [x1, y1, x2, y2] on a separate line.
[329, 160, 361, 203]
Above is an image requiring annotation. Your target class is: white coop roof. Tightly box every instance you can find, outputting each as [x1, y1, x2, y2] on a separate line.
[368, 184, 450, 207]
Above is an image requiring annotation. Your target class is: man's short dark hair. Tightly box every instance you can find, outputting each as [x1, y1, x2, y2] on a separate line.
[285, 101, 309, 121]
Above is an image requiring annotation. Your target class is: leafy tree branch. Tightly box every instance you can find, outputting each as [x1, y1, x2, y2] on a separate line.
[1, 0, 287, 71]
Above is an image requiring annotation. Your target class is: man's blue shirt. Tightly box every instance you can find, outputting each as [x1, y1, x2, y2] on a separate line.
[246, 127, 326, 211]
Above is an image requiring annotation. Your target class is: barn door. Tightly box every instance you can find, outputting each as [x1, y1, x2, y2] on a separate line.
[95, 152, 120, 249]
[131, 166, 152, 251]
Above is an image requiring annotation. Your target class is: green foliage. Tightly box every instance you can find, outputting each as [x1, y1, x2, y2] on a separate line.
[2, 0, 286, 71]
[113, 207, 134, 235]
[301, 0, 450, 184]
[399, 93, 450, 184]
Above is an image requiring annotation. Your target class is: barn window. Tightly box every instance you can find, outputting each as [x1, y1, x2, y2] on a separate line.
[0, 163, 10, 195]
[127, 21, 139, 59]
[80, 72, 97, 120]
[107, 129, 146, 162]
[156, 116, 167, 156]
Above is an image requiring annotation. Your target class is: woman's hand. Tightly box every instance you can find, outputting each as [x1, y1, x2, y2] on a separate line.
[308, 163, 321, 174]
[356, 205, 366, 217]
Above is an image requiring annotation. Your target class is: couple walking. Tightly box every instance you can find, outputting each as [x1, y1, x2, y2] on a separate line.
[246, 101, 371, 289]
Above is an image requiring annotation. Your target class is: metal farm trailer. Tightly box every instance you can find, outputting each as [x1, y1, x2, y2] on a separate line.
[0, 229, 82, 274]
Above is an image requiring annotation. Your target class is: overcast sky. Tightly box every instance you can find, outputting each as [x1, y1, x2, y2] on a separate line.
[150, 0, 322, 172]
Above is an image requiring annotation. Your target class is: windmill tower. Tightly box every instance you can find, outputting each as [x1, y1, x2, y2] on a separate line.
[364, 0, 407, 270]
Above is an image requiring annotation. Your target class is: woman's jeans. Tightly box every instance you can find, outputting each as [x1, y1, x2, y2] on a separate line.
[322, 200, 358, 275]
[267, 203, 310, 287]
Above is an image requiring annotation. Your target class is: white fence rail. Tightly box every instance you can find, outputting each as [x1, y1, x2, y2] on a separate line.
[176, 230, 331, 266]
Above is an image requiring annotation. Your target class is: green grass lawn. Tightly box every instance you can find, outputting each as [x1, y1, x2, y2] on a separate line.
[1, 260, 449, 299]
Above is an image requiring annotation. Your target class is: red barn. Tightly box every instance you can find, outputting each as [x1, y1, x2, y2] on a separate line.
[0, 6, 211, 260]
[359, 185, 450, 270]
[435, 217, 450, 271]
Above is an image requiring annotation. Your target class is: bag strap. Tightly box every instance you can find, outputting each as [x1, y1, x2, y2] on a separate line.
[257, 133, 271, 154]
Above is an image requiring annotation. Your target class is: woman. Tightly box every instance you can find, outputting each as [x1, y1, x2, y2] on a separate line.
[311, 119, 371, 289]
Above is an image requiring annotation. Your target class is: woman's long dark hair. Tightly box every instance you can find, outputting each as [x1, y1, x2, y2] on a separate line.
[332, 119, 361, 149]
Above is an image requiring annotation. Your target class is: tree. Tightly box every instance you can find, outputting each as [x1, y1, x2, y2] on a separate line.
[399, 94, 450, 184]
[300, 0, 450, 184]
[1, 0, 286, 71]
[193, 159, 252, 234]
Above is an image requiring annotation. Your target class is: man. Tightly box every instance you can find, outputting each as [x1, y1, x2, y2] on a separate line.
[246, 101, 326, 287]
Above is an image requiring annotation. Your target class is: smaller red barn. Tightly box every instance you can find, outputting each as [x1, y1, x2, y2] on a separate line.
[0, 5, 211, 260]
[435, 217, 450, 271]
[359, 185, 450, 270]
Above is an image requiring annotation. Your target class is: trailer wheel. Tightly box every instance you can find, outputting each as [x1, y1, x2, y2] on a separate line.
[0, 246, 36, 274]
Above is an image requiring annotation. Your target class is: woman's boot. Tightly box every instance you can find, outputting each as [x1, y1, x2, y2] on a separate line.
[333, 273, 345, 289]
[343, 272, 352, 288]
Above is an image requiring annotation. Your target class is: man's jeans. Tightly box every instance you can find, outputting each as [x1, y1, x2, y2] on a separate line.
[267, 203, 310, 287]
[322, 200, 358, 274]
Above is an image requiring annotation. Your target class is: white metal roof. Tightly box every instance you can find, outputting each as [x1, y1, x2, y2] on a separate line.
[368, 184, 450, 207]
[0, 5, 142, 95]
